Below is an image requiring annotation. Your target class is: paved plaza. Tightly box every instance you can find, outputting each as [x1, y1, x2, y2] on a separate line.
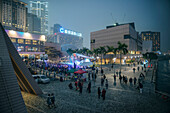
[22, 64, 170, 113]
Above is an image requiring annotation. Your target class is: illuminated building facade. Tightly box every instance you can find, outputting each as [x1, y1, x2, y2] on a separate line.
[47, 24, 83, 51]
[90, 23, 142, 64]
[28, 1, 48, 35]
[141, 31, 160, 51]
[0, 0, 27, 32]
[27, 13, 41, 34]
[91, 23, 142, 54]
[5, 30, 46, 57]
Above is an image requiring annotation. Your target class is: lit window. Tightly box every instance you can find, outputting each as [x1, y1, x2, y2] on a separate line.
[11, 38, 16, 43]
[18, 39, 24, 44]
[32, 47, 38, 52]
[25, 39, 31, 44]
[32, 40, 37, 45]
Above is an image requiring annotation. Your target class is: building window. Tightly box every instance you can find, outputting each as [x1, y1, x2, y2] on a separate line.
[33, 40, 37, 45]
[17, 46, 24, 52]
[32, 47, 38, 52]
[18, 39, 24, 44]
[11, 38, 16, 43]
[25, 46, 32, 52]
[25, 39, 31, 44]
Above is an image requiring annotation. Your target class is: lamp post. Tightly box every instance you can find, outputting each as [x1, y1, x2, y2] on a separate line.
[124, 57, 127, 71]
[40, 54, 48, 74]
[131, 56, 133, 68]
[113, 58, 116, 75]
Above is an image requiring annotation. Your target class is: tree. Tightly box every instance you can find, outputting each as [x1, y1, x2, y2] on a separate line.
[87, 50, 93, 56]
[106, 46, 114, 64]
[115, 41, 128, 72]
[66, 48, 74, 56]
[143, 52, 158, 62]
[82, 47, 89, 55]
[98, 46, 106, 70]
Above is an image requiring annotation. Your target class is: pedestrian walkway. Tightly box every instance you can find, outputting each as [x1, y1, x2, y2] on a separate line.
[22, 64, 170, 113]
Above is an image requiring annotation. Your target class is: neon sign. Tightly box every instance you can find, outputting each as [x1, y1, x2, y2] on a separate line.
[59, 27, 82, 37]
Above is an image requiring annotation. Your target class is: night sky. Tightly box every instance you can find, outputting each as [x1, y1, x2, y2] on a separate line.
[23, 0, 170, 52]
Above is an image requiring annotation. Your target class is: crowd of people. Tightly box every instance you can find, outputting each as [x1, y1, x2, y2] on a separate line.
[43, 61, 147, 108]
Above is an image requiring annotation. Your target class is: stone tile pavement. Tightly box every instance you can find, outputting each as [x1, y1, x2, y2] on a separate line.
[22, 64, 170, 113]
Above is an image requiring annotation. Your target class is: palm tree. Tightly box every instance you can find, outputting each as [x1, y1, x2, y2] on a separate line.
[87, 50, 93, 56]
[115, 41, 128, 72]
[66, 48, 74, 56]
[98, 46, 106, 70]
[82, 47, 89, 55]
[106, 46, 114, 64]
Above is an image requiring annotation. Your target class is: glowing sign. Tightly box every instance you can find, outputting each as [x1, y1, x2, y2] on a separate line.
[60, 28, 64, 33]
[59, 27, 82, 37]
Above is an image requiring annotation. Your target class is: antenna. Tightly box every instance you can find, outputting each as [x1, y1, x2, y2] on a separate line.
[110, 13, 116, 24]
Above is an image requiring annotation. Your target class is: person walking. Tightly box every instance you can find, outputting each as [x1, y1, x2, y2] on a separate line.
[123, 75, 125, 83]
[88, 72, 91, 81]
[101, 68, 104, 75]
[114, 74, 116, 81]
[133, 68, 136, 73]
[139, 82, 143, 93]
[103, 74, 106, 80]
[51, 93, 56, 108]
[137, 66, 140, 71]
[119, 75, 122, 83]
[98, 87, 101, 99]
[87, 81, 91, 93]
[47, 94, 52, 108]
[105, 79, 108, 89]
[134, 77, 137, 85]
[75, 81, 78, 90]
[125, 76, 128, 84]
[79, 82, 83, 94]
[129, 78, 133, 86]
[102, 88, 106, 100]
[68, 83, 73, 89]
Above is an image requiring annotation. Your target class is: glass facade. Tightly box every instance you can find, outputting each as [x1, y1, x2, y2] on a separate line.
[10, 38, 45, 52]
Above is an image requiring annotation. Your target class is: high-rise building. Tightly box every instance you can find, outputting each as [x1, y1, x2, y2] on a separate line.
[28, 1, 48, 35]
[141, 31, 160, 51]
[0, 0, 27, 32]
[47, 24, 83, 51]
[27, 13, 41, 34]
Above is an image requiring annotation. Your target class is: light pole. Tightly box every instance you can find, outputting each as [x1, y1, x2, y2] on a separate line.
[40, 54, 48, 75]
[131, 56, 133, 68]
[113, 58, 116, 75]
[124, 57, 127, 71]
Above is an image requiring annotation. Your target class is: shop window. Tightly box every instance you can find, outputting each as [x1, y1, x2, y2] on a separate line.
[25, 39, 31, 44]
[11, 38, 16, 43]
[17, 46, 24, 52]
[33, 40, 37, 45]
[18, 39, 24, 44]
[32, 47, 38, 52]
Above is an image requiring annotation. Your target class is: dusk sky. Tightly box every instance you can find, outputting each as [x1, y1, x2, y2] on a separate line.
[24, 0, 170, 52]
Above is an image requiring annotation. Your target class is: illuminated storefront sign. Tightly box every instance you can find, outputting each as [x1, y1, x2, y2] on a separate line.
[59, 27, 82, 37]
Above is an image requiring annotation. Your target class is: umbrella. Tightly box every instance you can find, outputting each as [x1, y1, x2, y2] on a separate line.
[74, 69, 87, 74]
[79, 62, 93, 67]
[67, 69, 78, 73]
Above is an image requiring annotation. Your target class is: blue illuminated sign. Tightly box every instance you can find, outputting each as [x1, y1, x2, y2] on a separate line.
[60, 28, 64, 33]
[59, 27, 82, 37]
